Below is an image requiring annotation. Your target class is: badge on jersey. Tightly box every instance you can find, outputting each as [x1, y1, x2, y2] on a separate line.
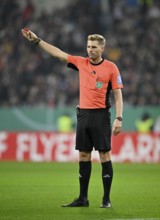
[96, 81, 103, 89]
[117, 75, 122, 85]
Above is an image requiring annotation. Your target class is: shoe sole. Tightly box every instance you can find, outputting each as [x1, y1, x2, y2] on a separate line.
[100, 204, 112, 208]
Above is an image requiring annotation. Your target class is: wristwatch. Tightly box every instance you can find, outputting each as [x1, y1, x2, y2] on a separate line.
[116, 117, 123, 121]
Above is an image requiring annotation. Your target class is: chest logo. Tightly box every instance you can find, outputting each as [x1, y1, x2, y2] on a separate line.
[96, 81, 103, 89]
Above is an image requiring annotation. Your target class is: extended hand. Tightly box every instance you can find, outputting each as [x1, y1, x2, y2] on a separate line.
[21, 28, 38, 42]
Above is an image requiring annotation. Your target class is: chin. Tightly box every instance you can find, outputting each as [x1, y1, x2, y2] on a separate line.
[89, 55, 95, 60]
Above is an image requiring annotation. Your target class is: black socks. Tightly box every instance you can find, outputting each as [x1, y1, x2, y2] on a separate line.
[79, 161, 91, 201]
[101, 160, 113, 202]
[78, 160, 113, 202]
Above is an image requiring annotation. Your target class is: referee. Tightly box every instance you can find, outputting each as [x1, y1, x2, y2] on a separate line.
[22, 28, 123, 208]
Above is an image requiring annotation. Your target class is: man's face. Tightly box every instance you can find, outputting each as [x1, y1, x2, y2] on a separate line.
[87, 40, 104, 60]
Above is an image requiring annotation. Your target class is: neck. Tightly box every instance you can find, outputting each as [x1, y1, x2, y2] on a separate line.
[90, 57, 103, 64]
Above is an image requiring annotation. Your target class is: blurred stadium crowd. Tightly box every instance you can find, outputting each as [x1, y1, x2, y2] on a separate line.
[0, 0, 160, 107]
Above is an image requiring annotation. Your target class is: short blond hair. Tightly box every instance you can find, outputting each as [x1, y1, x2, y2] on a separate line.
[87, 34, 106, 46]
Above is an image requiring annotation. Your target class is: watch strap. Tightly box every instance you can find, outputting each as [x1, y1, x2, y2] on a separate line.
[116, 117, 123, 121]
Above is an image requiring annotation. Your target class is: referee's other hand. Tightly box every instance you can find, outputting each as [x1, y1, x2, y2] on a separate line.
[112, 119, 122, 136]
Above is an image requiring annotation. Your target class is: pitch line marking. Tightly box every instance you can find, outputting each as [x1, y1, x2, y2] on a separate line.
[106, 218, 160, 220]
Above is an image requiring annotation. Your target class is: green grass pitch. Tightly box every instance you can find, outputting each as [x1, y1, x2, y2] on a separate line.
[0, 162, 160, 220]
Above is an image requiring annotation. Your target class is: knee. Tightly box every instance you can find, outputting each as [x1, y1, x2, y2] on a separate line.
[99, 151, 111, 163]
[79, 151, 91, 161]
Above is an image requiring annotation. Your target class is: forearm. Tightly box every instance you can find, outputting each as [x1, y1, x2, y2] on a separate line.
[113, 89, 123, 117]
[112, 89, 123, 135]
[38, 40, 68, 62]
[116, 99, 123, 118]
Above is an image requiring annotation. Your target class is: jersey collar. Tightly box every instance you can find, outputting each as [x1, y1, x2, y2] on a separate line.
[90, 59, 104, 66]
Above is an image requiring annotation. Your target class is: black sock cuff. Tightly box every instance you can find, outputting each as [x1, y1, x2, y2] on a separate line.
[101, 160, 112, 168]
[79, 161, 91, 166]
[79, 161, 91, 182]
[101, 160, 113, 176]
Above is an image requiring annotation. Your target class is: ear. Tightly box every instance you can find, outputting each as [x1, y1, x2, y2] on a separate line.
[101, 46, 105, 52]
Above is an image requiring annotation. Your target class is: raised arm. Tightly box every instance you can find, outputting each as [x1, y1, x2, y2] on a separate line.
[21, 28, 68, 62]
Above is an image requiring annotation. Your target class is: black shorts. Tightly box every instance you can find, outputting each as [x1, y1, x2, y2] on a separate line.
[75, 108, 111, 152]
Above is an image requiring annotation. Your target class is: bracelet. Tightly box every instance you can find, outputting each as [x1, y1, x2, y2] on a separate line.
[31, 38, 41, 45]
